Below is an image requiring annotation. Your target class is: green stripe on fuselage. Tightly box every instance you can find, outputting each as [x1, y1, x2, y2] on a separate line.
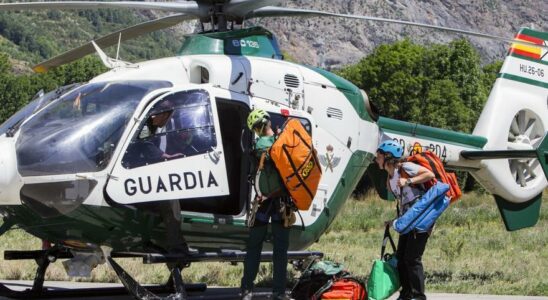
[378, 117, 487, 149]
[497, 73, 548, 89]
[0, 151, 374, 252]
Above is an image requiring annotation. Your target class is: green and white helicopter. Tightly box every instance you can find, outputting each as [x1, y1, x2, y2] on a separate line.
[0, 0, 546, 299]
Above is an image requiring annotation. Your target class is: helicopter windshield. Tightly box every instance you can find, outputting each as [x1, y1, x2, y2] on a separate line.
[0, 83, 81, 137]
[16, 80, 172, 176]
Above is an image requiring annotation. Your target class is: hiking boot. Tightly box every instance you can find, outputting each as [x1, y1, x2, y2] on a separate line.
[396, 293, 413, 300]
[272, 292, 293, 300]
[241, 289, 253, 300]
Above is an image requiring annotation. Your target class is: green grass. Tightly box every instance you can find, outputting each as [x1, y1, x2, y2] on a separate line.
[0, 192, 547, 295]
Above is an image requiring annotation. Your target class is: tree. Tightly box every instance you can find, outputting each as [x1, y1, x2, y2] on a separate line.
[0, 53, 106, 124]
[336, 39, 501, 194]
[337, 38, 492, 132]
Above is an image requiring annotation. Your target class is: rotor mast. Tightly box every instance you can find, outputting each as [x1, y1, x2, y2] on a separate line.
[199, 0, 242, 32]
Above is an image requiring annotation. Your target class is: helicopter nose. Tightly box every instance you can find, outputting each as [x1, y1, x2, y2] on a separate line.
[0, 137, 21, 205]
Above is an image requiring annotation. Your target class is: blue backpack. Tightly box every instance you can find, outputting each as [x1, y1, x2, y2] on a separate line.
[394, 182, 450, 234]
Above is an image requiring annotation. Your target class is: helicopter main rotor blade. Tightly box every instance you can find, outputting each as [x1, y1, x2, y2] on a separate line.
[247, 7, 548, 49]
[224, 0, 283, 17]
[32, 13, 196, 73]
[0, 1, 204, 16]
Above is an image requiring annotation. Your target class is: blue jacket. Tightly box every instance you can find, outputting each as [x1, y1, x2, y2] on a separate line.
[393, 182, 450, 234]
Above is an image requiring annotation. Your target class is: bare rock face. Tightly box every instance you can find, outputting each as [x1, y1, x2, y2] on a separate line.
[9, 58, 32, 75]
[257, 0, 548, 68]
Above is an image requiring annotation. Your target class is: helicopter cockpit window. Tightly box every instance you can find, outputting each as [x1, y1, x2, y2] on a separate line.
[122, 89, 216, 169]
[16, 80, 172, 176]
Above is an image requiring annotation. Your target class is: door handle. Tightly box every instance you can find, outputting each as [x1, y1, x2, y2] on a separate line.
[208, 148, 222, 164]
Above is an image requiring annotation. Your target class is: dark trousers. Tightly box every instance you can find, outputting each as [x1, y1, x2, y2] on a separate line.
[158, 200, 187, 252]
[241, 222, 290, 295]
[396, 231, 429, 300]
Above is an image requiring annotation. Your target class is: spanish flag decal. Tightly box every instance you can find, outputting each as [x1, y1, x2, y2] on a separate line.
[510, 33, 544, 60]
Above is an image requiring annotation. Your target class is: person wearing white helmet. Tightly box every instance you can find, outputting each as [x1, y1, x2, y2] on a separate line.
[376, 140, 435, 300]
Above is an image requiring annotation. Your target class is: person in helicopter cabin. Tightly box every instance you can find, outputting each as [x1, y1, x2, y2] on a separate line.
[127, 100, 194, 256]
[123, 101, 186, 168]
[376, 141, 435, 300]
[138, 107, 183, 159]
[240, 109, 294, 300]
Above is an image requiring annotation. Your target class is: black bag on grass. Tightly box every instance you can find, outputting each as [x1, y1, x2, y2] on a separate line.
[291, 259, 349, 300]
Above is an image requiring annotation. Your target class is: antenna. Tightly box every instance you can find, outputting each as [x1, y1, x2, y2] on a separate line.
[92, 41, 129, 69]
[116, 33, 122, 61]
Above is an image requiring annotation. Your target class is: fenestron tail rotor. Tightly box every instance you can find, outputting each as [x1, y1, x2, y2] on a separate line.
[507, 110, 544, 187]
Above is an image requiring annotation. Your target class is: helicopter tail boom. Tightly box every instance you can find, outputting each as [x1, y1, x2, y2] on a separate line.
[461, 132, 548, 181]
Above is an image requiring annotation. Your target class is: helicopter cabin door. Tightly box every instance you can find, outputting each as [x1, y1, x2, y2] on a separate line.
[106, 88, 229, 205]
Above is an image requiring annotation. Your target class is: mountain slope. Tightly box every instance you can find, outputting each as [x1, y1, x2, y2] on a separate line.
[0, 1, 546, 70]
[260, 0, 548, 68]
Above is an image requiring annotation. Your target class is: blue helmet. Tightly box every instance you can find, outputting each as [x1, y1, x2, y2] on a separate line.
[377, 140, 404, 159]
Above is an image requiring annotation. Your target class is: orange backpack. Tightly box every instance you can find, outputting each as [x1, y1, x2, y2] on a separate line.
[319, 277, 367, 300]
[269, 118, 322, 210]
[402, 151, 462, 203]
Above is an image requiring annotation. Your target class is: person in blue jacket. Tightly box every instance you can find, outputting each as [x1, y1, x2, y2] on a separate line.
[240, 109, 293, 300]
[376, 140, 435, 300]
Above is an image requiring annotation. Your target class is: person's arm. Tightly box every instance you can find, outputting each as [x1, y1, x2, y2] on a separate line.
[384, 173, 397, 227]
[398, 165, 435, 187]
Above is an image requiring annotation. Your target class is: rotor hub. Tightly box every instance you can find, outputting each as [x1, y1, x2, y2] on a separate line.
[515, 135, 531, 145]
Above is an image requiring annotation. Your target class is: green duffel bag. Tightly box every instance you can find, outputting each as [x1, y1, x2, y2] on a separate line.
[367, 225, 400, 300]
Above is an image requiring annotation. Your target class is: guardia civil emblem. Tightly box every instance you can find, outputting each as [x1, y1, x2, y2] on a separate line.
[319, 145, 341, 172]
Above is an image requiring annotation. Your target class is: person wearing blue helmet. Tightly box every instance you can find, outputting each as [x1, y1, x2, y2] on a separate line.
[376, 140, 435, 300]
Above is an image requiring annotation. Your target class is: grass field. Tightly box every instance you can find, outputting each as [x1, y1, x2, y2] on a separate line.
[0, 192, 547, 296]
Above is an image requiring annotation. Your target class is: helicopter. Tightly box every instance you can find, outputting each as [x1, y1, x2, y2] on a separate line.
[0, 0, 546, 299]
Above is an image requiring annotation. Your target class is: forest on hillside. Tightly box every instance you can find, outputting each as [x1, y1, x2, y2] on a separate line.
[0, 9, 183, 64]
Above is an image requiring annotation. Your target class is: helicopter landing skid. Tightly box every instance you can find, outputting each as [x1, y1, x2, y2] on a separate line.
[107, 250, 324, 300]
[0, 248, 205, 299]
[0, 246, 65, 299]
[1, 248, 324, 299]
[108, 256, 190, 300]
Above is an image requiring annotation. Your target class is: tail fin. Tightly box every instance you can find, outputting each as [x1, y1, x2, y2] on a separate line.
[470, 28, 547, 230]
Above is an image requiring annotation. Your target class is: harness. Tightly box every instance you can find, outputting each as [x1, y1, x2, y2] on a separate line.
[247, 149, 304, 229]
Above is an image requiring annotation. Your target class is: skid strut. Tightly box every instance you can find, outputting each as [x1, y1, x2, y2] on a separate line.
[107, 256, 199, 300]
[106, 250, 323, 300]
[0, 247, 65, 299]
[1, 249, 323, 299]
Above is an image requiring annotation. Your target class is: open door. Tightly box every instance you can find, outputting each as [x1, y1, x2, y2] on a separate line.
[106, 88, 230, 204]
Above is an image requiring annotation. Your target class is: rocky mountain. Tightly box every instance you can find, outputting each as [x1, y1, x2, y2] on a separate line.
[260, 0, 548, 68]
[1, 0, 547, 71]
